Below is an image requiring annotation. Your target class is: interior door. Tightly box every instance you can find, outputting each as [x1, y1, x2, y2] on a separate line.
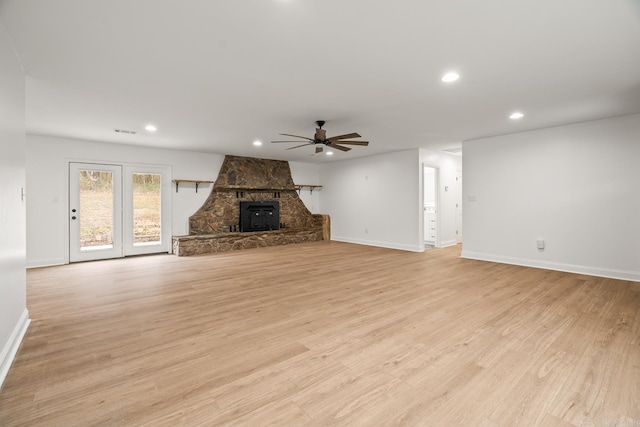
[69, 163, 123, 262]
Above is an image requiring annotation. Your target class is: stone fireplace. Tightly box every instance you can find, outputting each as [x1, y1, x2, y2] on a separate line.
[172, 155, 329, 256]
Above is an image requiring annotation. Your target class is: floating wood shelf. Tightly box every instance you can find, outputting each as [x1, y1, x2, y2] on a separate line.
[294, 184, 322, 194]
[172, 179, 214, 193]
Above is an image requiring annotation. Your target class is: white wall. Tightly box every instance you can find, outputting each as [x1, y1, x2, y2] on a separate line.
[462, 114, 640, 282]
[25, 137, 323, 267]
[0, 17, 29, 388]
[319, 149, 423, 252]
[423, 167, 436, 207]
[26, 135, 224, 267]
[420, 149, 462, 247]
[289, 161, 321, 214]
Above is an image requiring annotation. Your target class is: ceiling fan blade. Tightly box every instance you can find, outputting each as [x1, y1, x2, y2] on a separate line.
[286, 144, 311, 150]
[332, 141, 369, 146]
[328, 132, 361, 141]
[327, 142, 351, 152]
[280, 133, 314, 141]
[315, 146, 323, 154]
[271, 140, 310, 143]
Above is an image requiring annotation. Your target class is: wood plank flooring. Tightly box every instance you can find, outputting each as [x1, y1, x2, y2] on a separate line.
[1, 242, 639, 426]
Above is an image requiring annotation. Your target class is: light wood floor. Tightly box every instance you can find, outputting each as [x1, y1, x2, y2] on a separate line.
[1, 242, 639, 426]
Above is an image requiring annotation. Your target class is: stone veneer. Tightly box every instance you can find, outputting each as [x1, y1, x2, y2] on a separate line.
[172, 155, 329, 256]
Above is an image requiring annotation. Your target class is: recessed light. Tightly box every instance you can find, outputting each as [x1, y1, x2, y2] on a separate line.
[441, 72, 460, 83]
[326, 151, 334, 156]
[145, 124, 157, 132]
[253, 140, 262, 146]
[509, 112, 524, 119]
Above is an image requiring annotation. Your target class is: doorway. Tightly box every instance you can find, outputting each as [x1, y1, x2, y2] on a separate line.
[423, 166, 438, 248]
[69, 162, 171, 262]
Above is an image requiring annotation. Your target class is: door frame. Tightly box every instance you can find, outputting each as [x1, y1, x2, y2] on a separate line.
[66, 159, 172, 263]
[455, 169, 463, 244]
[422, 164, 441, 249]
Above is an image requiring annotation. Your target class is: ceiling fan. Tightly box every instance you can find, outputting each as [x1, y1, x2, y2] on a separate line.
[271, 120, 369, 154]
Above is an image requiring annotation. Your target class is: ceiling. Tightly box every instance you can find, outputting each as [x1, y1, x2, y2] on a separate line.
[1, 0, 639, 162]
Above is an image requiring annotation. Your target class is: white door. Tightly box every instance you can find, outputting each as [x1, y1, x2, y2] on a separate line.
[70, 162, 171, 262]
[69, 163, 123, 262]
[123, 165, 171, 256]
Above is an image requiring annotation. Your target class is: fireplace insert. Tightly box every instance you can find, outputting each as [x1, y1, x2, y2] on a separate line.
[239, 201, 280, 232]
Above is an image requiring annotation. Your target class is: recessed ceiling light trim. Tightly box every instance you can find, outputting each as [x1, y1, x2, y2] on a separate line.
[253, 140, 262, 146]
[509, 112, 524, 119]
[145, 124, 157, 132]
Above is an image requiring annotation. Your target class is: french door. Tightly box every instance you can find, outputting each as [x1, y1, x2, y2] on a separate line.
[69, 162, 170, 262]
[69, 163, 123, 262]
[123, 165, 171, 256]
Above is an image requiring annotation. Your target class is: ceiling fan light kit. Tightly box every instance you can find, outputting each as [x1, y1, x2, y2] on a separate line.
[271, 120, 369, 154]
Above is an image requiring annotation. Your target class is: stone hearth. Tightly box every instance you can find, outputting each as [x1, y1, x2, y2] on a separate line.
[172, 155, 329, 256]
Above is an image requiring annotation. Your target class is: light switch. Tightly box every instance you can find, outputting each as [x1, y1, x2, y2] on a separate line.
[537, 239, 545, 250]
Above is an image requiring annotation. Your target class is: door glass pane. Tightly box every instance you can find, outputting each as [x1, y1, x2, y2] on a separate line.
[132, 173, 161, 245]
[79, 170, 114, 250]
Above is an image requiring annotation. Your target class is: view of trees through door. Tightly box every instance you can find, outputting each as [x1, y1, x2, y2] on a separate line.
[78, 170, 115, 249]
[79, 172, 162, 247]
[132, 173, 161, 245]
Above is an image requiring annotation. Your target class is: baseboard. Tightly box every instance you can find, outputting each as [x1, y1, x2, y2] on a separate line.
[27, 257, 66, 269]
[331, 236, 424, 252]
[461, 250, 640, 283]
[439, 239, 458, 248]
[0, 308, 30, 389]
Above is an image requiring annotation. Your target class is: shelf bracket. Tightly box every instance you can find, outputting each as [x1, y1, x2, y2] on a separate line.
[173, 179, 214, 193]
